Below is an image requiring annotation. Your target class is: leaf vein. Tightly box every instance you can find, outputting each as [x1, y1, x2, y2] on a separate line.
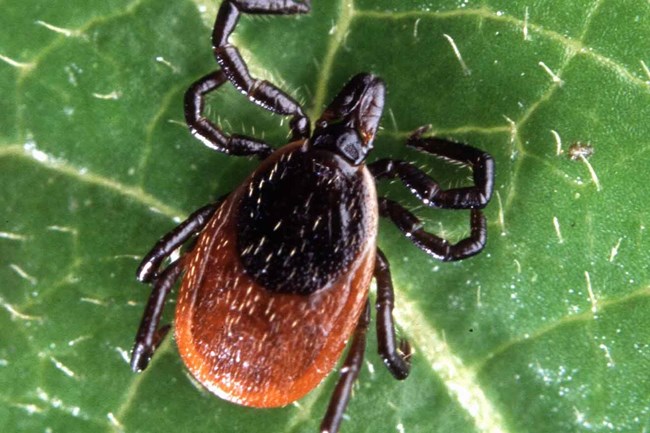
[473, 285, 650, 373]
[0, 145, 183, 220]
[355, 6, 649, 90]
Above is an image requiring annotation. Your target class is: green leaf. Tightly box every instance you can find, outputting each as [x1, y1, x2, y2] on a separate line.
[2, 1, 649, 432]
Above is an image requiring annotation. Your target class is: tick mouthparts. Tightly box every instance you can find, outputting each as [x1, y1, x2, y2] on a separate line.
[354, 75, 385, 145]
[318, 73, 386, 139]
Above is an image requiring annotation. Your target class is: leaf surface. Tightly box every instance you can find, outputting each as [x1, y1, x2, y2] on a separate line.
[1, 1, 649, 432]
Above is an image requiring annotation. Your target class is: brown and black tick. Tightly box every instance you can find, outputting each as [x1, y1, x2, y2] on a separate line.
[129, 1, 495, 432]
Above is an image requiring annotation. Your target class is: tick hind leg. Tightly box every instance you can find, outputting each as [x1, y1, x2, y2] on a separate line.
[375, 249, 411, 379]
[136, 200, 221, 283]
[131, 198, 223, 371]
[320, 302, 370, 433]
[211, 0, 310, 140]
[130, 260, 183, 372]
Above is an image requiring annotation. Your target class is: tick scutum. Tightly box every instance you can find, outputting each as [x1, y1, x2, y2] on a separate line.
[236, 143, 370, 295]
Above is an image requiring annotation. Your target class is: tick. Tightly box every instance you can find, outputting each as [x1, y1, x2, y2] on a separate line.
[129, 1, 494, 432]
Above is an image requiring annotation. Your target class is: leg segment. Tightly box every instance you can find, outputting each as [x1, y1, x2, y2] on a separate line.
[320, 302, 370, 433]
[136, 198, 224, 283]
[369, 126, 494, 209]
[132, 197, 227, 371]
[379, 197, 487, 261]
[211, 0, 311, 141]
[375, 249, 411, 380]
[130, 260, 183, 372]
[185, 72, 274, 159]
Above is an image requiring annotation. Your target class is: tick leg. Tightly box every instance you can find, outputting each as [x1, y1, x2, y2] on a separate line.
[212, 0, 311, 141]
[130, 260, 183, 372]
[185, 72, 274, 158]
[320, 302, 370, 433]
[368, 126, 494, 209]
[136, 198, 224, 283]
[379, 197, 487, 261]
[375, 249, 411, 380]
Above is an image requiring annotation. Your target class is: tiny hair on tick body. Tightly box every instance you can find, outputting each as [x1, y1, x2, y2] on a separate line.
[129, 1, 494, 432]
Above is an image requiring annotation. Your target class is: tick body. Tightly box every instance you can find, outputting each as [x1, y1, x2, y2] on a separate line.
[130, 1, 494, 432]
[177, 142, 378, 407]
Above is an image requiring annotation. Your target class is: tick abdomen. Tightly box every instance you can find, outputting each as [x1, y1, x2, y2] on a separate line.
[176, 142, 378, 407]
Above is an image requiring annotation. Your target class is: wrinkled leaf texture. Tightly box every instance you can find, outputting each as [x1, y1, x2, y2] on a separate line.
[1, 0, 649, 432]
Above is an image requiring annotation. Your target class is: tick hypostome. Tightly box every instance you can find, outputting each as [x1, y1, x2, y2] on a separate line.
[129, 1, 494, 433]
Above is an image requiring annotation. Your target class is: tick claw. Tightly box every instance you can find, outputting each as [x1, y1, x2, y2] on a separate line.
[130, 343, 152, 372]
[408, 124, 432, 141]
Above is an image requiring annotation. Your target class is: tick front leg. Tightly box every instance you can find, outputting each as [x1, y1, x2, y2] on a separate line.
[320, 302, 370, 433]
[130, 260, 183, 372]
[375, 249, 411, 380]
[185, 72, 274, 158]
[379, 197, 487, 261]
[212, 0, 311, 141]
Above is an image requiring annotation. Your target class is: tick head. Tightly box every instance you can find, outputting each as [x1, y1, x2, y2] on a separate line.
[312, 73, 385, 165]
